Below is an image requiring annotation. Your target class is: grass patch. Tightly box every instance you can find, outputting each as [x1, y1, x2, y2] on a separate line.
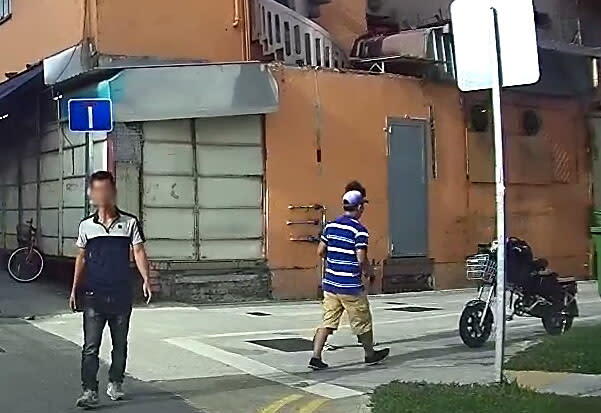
[371, 381, 601, 413]
[506, 324, 601, 374]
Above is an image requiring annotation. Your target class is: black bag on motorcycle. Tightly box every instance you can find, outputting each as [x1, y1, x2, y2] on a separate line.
[506, 237, 564, 305]
[506, 237, 533, 286]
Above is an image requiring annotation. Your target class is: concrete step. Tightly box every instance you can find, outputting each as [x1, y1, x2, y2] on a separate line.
[173, 272, 271, 304]
[382, 257, 434, 293]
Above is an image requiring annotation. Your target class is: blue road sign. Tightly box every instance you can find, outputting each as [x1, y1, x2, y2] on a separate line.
[68, 98, 113, 132]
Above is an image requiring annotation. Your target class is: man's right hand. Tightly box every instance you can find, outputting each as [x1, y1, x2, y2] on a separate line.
[69, 293, 77, 311]
[363, 262, 375, 279]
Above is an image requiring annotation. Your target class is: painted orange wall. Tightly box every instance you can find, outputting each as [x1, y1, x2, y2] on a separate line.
[265, 66, 591, 298]
[316, 0, 366, 54]
[0, 0, 84, 79]
[0, 0, 360, 80]
[265, 67, 432, 298]
[94, 0, 247, 62]
[421, 83, 470, 288]
[466, 95, 590, 283]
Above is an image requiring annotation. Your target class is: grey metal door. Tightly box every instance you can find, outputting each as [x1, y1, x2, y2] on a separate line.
[388, 120, 428, 257]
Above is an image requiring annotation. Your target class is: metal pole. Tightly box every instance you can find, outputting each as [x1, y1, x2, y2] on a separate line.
[490, 6, 506, 383]
[85, 132, 91, 216]
[56, 95, 64, 256]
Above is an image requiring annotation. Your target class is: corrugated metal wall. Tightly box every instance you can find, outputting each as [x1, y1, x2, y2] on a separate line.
[20, 129, 40, 250]
[0, 113, 107, 257]
[2, 156, 20, 250]
[39, 123, 62, 256]
[0, 109, 260, 263]
[141, 115, 264, 260]
[61, 127, 87, 257]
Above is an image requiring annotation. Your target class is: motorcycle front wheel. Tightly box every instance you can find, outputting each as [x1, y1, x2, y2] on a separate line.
[459, 301, 494, 348]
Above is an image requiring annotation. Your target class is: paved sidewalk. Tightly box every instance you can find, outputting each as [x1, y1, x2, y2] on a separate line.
[507, 370, 601, 397]
[28, 283, 601, 412]
[5, 277, 599, 412]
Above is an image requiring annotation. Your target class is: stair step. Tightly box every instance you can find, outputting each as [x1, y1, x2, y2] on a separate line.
[175, 273, 264, 284]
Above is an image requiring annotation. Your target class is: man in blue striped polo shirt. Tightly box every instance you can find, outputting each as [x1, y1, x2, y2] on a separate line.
[309, 183, 389, 370]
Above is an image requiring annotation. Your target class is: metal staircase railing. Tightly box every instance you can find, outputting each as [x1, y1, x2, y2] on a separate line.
[251, 0, 346, 69]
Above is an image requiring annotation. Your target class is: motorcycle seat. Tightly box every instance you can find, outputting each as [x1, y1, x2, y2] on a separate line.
[532, 258, 549, 271]
[557, 277, 576, 284]
[536, 269, 555, 277]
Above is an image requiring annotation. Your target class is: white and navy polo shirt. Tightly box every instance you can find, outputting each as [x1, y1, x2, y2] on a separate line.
[76, 208, 145, 302]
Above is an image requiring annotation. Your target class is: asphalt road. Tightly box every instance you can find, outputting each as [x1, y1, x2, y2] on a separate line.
[0, 273, 203, 413]
[0, 271, 68, 318]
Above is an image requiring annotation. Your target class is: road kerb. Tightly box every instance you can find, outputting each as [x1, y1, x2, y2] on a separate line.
[506, 370, 570, 391]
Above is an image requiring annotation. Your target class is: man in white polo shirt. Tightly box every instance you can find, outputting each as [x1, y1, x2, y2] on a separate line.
[69, 171, 152, 408]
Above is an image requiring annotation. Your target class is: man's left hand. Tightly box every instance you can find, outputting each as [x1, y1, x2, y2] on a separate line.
[142, 281, 152, 304]
[364, 262, 375, 279]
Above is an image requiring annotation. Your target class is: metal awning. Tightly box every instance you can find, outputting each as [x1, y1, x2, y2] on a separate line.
[46, 45, 279, 120]
[109, 63, 279, 121]
[538, 39, 601, 57]
[0, 64, 43, 104]
[57, 63, 279, 122]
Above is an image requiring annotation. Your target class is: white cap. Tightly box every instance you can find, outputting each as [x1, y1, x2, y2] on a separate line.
[342, 190, 368, 206]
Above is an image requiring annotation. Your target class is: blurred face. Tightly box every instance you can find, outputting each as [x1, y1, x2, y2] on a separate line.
[90, 179, 116, 208]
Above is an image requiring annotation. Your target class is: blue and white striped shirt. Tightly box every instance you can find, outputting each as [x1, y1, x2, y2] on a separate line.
[321, 215, 369, 295]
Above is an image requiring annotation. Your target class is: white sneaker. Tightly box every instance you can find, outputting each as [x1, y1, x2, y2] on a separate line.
[107, 382, 125, 401]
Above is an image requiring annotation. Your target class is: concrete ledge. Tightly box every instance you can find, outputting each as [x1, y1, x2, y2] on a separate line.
[173, 272, 271, 303]
[506, 370, 601, 396]
[175, 273, 266, 284]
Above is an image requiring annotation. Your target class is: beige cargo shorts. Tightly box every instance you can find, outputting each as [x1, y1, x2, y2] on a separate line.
[320, 291, 373, 336]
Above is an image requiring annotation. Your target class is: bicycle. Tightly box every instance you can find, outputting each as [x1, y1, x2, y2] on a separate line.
[7, 218, 44, 282]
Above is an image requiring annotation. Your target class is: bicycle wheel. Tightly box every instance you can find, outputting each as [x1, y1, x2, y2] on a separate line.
[7, 247, 44, 283]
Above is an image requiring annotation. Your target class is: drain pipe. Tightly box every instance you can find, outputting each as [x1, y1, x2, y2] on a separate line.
[234, 0, 251, 60]
[243, 0, 252, 60]
[233, 0, 241, 27]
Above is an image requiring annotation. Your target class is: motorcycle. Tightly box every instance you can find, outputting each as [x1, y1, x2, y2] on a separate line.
[459, 238, 579, 348]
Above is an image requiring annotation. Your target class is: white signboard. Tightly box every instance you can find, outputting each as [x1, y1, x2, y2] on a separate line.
[451, 0, 540, 91]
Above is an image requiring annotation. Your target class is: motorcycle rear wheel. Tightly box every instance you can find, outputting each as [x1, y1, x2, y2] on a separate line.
[459, 301, 494, 348]
[542, 302, 576, 336]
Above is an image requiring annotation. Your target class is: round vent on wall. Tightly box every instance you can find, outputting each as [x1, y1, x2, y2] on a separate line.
[522, 109, 542, 136]
[470, 104, 490, 132]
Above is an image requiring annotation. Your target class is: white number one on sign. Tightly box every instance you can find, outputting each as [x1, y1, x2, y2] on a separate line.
[87, 106, 94, 129]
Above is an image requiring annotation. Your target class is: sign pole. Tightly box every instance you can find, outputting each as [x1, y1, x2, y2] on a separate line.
[490, 6, 507, 383]
[452, 0, 539, 382]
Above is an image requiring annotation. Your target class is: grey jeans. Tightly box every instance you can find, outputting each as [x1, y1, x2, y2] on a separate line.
[81, 294, 132, 391]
